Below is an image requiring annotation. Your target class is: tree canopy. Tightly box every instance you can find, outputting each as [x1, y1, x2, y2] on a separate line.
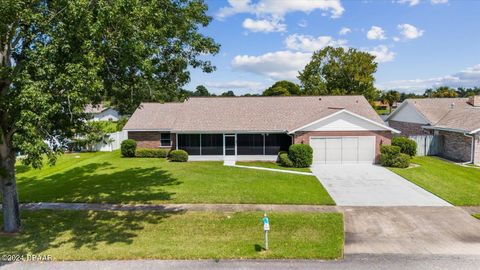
[0, 0, 219, 232]
[380, 90, 401, 113]
[298, 46, 379, 101]
[262, 81, 300, 96]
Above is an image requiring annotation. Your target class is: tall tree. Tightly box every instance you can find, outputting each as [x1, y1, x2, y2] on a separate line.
[298, 46, 379, 101]
[263, 80, 300, 96]
[427, 86, 458, 98]
[193, 85, 211, 97]
[381, 90, 401, 113]
[0, 0, 219, 232]
[220, 90, 235, 97]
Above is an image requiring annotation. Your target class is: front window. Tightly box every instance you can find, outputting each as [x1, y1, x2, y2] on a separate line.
[160, 133, 171, 147]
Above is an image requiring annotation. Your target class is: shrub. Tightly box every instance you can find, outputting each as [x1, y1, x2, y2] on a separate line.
[392, 137, 417, 157]
[380, 145, 410, 168]
[135, 148, 169, 158]
[278, 152, 293, 167]
[288, 144, 313, 168]
[392, 153, 411, 168]
[121, 139, 137, 157]
[168, 150, 188, 162]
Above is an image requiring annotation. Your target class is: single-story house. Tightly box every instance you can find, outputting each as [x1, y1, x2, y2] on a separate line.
[85, 104, 121, 121]
[386, 96, 480, 165]
[123, 96, 399, 164]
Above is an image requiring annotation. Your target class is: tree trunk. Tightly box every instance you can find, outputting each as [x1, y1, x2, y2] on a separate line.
[0, 134, 21, 233]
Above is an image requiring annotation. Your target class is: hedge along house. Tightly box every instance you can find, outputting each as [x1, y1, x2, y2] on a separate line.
[386, 96, 480, 165]
[123, 96, 399, 164]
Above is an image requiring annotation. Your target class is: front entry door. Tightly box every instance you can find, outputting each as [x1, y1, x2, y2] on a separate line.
[224, 135, 236, 155]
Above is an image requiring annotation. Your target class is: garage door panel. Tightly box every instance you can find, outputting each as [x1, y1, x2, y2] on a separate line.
[358, 136, 375, 164]
[311, 138, 326, 165]
[325, 138, 342, 164]
[341, 137, 358, 163]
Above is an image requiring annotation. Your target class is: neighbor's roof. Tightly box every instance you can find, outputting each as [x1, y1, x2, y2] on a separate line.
[123, 96, 386, 132]
[389, 98, 480, 133]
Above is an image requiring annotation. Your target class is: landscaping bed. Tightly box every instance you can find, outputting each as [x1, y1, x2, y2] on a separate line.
[236, 161, 311, 173]
[0, 210, 344, 260]
[390, 156, 480, 206]
[16, 151, 333, 205]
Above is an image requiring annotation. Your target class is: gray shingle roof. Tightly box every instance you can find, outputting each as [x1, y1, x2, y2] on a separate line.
[123, 96, 385, 132]
[404, 98, 480, 133]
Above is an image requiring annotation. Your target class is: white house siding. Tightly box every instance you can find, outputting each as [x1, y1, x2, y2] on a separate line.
[389, 102, 429, 124]
[92, 108, 121, 121]
[475, 135, 480, 165]
[299, 111, 387, 132]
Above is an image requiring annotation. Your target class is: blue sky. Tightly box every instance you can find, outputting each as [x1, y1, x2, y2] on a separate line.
[186, 0, 480, 95]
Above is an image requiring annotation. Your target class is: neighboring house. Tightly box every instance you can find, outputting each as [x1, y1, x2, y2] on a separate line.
[386, 96, 480, 165]
[373, 101, 390, 111]
[85, 104, 121, 121]
[123, 96, 399, 164]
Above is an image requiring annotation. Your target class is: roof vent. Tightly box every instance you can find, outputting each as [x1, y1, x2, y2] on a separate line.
[450, 103, 455, 109]
[318, 97, 322, 101]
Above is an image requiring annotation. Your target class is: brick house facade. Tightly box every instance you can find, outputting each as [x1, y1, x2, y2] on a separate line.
[436, 130, 473, 162]
[388, 120, 429, 137]
[128, 131, 175, 150]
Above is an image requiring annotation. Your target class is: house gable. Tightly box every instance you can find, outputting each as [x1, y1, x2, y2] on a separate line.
[387, 102, 429, 124]
[291, 110, 399, 133]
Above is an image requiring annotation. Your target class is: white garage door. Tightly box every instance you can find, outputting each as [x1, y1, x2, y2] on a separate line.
[310, 137, 375, 164]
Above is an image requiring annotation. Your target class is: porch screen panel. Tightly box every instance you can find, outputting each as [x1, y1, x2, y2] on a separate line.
[201, 134, 223, 155]
[177, 134, 200, 155]
[265, 134, 292, 155]
[237, 134, 263, 155]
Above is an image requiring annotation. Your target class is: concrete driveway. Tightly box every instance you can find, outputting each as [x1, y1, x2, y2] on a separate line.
[311, 164, 450, 206]
[343, 206, 480, 255]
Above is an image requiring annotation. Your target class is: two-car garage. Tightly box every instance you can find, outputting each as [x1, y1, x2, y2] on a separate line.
[310, 136, 376, 165]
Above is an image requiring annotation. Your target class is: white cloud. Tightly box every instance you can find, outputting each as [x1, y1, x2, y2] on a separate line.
[431, 0, 448, 4]
[367, 45, 396, 63]
[396, 0, 420, 6]
[217, 0, 345, 20]
[231, 51, 311, 80]
[398, 23, 424, 39]
[377, 64, 480, 92]
[393, 36, 401, 42]
[339, 27, 351, 35]
[204, 80, 265, 91]
[242, 18, 286, 33]
[285, 34, 347, 52]
[367, 26, 387, 40]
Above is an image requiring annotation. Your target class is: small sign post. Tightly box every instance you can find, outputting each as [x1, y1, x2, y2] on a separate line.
[263, 213, 270, 250]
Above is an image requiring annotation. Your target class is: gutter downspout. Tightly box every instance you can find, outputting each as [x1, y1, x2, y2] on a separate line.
[462, 132, 475, 165]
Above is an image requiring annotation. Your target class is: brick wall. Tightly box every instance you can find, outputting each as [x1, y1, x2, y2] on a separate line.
[293, 131, 392, 163]
[127, 131, 175, 150]
[437, 130, 472, 162]
[388, 120, 428, 137]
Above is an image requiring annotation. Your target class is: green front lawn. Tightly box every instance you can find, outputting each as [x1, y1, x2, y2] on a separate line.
[0, 211, 343, 260]
[474, 214, 480, 220]
[236, 161, 311, 173]
[390, 156, 480, 206]
[16, 151, 333, 205]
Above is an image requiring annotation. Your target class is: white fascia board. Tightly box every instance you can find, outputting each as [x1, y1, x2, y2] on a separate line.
[422, 126, 473, 134]
[470, 128, 480, 134]
[123, 129, 171, 132]
[173, 130, 288, 134]
[289, 109, 401, 134]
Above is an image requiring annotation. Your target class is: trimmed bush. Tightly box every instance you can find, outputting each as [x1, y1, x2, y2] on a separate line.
[288, 144, 313, 168]
[380, 145, 410, 168]
[392, 153, 411, 168]
[121, 139, 137, 157]
[392, 137, 417, 157]
[135, 148, 169, 158]
[278, 152, 293, 167]
[168, 150, 188, 162]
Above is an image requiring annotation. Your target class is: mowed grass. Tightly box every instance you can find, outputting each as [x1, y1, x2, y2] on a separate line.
[390, 156, 480, 206]
[474, 214, 480, 220]
[0, 211, 344, 260]
[16, 151, 333, 205]
[236, 161, 311, 173]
